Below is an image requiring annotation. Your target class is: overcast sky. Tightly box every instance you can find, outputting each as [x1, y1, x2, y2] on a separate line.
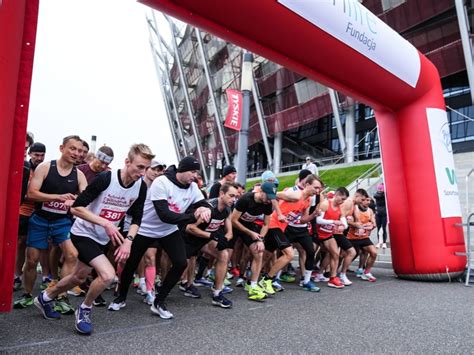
[28, 0, 177, 168]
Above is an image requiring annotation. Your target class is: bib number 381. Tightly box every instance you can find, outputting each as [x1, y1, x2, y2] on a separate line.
[99, 209, 125, 222]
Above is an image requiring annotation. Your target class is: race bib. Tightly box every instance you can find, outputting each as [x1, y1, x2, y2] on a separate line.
[99, 209, 125, 222]
[240, 212, 257, 223]
[320, 224, 335, 233]
[42, 201, 68, 214]
[205, 218, 225, 232]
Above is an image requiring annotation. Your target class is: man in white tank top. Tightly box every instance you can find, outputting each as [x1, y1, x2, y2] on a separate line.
[34, 144, 154, 336]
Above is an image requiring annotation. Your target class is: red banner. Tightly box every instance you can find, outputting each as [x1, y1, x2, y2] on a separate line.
[224, 89, 242, 131]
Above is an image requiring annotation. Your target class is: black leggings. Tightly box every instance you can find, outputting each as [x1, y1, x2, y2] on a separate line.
[376, 214, 387, 243]
[119, 231, 187, 304]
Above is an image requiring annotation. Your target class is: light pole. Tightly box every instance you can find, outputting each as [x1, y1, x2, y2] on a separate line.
[236, 52, 253, 185]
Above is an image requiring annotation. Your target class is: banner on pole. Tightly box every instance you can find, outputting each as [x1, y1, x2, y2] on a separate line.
[224, 89, 243, 131]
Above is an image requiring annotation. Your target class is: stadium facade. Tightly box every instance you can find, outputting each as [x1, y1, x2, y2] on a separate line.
[147, 0, 474, 182]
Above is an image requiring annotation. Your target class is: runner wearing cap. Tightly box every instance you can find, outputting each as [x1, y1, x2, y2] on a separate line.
[231, 181, 278, 301]
[208, 165, 237, 199]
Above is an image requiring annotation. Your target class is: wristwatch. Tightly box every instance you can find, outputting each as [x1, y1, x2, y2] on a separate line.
[126, 235, 134, 242]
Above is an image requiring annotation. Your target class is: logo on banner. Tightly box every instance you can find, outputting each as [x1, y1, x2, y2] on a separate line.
[224, 89, 243, 131]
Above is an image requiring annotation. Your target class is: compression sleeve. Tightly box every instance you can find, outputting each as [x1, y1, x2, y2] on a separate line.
[340, 216, 348, 229]
[153, 200, 197, 225]
[316, 211, 334, 225]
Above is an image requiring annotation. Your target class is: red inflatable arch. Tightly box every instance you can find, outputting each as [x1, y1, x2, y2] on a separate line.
[0, 0, 466, 311]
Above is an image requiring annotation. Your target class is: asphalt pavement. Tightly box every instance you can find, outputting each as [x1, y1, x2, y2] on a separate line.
[1, 268, 473, 354]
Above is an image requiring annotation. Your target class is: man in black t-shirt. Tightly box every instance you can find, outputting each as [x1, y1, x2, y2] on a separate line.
[208, 165, 236, 198]
[183, 182, 238, 308]
[231, 182, 276, 302]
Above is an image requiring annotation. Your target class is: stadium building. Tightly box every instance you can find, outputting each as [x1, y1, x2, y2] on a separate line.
[147, 0, 474, 183]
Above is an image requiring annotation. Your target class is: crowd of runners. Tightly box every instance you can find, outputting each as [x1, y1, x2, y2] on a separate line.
[13, 133, 388, 335]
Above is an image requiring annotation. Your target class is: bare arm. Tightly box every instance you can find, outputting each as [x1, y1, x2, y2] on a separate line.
[186, 221, 211, 239]
[259, 214, 271, 238]
[276, 189, 301, 202]
[27, 162, 76, 203]
[231, 210, 259, 240]
[224, 217, 233, 240]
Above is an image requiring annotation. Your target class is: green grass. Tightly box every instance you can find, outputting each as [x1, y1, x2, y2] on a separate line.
[246, 163, 378, 191]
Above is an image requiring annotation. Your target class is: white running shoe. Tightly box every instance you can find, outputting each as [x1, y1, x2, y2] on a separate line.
[137, 282, 147, 296]
[150, 302, 173, 319]
[314, 274, 329, 282]
[382, 243, 387, 249]
[144, 292, 155, 305]
[236, 277, 245, 287]
[339, 273, 353, 286]
[361, 272, 377, 282]
[107, 301, 126, 311]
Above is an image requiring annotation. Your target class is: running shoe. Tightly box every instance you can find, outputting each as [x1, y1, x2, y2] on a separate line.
[235, 278, 245, 287]
[54, 296, 75, 315]
[287, 263, 297, 275]
[247, 285, 266, 302]
[34, 292, 61, 320]
[299, 277, 304, 287]
[108, 298, 126, 311]
[178, 282, 187, 292]
[184, 285, 201, 298]
[272, 279, 285, 292]
[279, 273, 296, 283]
[194, 277, 213, 287]
[67, 286, 86, 297]
[229, 267, 240, 278]
[151, 301, 173, 319]
[212, 285, 234, 294]
[339, 273, 353, 286]
[75, 306, 93, 335]
[137, 282, 147, 296]
[13, 293, 33, 309]
[132, 276, 139, 288]
[38, 277, 50, 290]
[212, 292, 233, 308]
[258, 279, 276, 296]
[361, 272, 377, 282]
[144, 292, 155, 305]
[13, 277, 22, 291]
[224, 278, 232, 286]
[226, 272, 234, 280]
[382, 243, 387, 249]
[92, 295, 107, 307]
[355, 268, 364, 278]
[314, 274, 330, 282]
[302, 281, 321, 292]
[328, 276, 345, 289]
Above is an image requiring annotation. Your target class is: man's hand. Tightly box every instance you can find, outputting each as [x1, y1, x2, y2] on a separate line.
[57, 193, 76, 202]
[114, 239, 132, 263]
[277, 213, 286, 222]
[195, 207, 211, 223]
[103, 221, 124, 246]
[64, 199, 75, 208]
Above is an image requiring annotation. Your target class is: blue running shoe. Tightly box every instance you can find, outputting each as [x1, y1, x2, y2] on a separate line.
[194, 277, 213, 287]
[34, 292, 61, 320]
[212, 292, 232, 308]
[75, 306, 93, 335]
[272, 279, 285, 292]
[212, 285, 233, 294]
[302, 281, 321, 292]
[184, 285, 201, 298]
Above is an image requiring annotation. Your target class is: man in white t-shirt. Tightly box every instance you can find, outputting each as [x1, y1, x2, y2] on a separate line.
[302, 157, 319, 175]
[109, 156, 211, 319]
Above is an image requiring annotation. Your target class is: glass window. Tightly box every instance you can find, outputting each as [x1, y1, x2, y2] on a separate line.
[381, 0, 406, 12]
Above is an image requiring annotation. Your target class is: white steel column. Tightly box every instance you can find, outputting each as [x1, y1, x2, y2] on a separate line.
[195, 28, 231, 166]
[328, 88, 347, 154]
[273, 132, 283, 174]
[345, 97, 356, 163]
[455, 0, 474, 104]
[166, 15, 208, 182]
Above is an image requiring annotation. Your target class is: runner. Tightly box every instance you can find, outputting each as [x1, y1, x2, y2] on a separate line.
[109, 156, 211, 320]
[262, 175, 323, 293]
[77, 146, 114, 183]
[347, 189, 378, 282]
[34, 143, 152, 335]
[315, 187, 350, 288]
[208, 165, 236, 198]
[231, 181, 277, 301]
[183, 182, 238, 308]
[15, 135, 87, 313]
